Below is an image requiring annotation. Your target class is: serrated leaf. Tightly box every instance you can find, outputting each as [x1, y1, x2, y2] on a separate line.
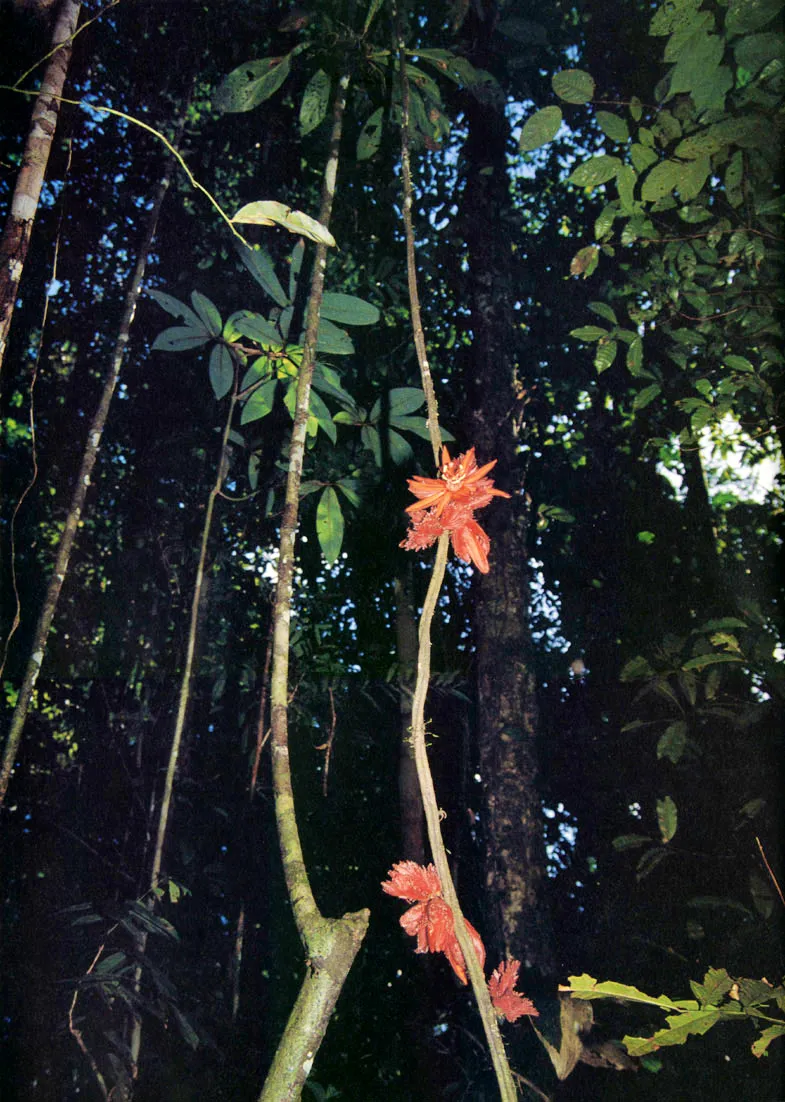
[594, 339, 618, 373]
[596, 110, 629, 143]
[148, 289, 203, 329]
[320, 292, 380, 326]
[209, 344, 234, 400]
[152, 326, 210, 352]
[552, 68, 595, 104]
[571, 325, 609, 341]
[357, 106, 384, 161]
[214, 54, 293, 113]
[752, 1023, 785, 1058]
[559, 974, 684, 1010]
[633, 383, 661, 410]
[236, 243, 289, 307]
[691, 968, 734, 1007]
[519, 105, 562, 151]
[588, 301, 618, 324]
[316, 487, 344, 564]
[240, 379, 277, 425]
[569, 155, 621, 189]
[657, 795, 678, 844]
[300, 69, 331, 135]
[190, 291, 222, 336]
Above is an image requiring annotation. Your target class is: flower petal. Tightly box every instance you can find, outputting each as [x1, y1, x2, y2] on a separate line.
[381, 860, 442, 902]
[489, 959, 539, 1021]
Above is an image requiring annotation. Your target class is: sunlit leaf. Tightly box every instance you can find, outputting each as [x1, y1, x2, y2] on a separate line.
[596, 110, 629, 143]
[240, 379, 277, 424]
[316, 487, 344, 563]
[300, 68, 331, 135]
[214, 54, 294, 113]
[569, 155, 621, 189]
[519, 105, 562, 152]
[552, 68, 595, 104]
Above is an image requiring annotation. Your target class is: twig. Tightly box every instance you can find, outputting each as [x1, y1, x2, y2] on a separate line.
[756, 836, 785, 908]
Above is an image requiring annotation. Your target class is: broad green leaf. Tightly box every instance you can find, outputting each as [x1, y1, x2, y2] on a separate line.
[677, 156, 711, 201]
[389, 415, 442, 441]
[612, 834, 653, 851]
[725, 353, 754, 373]
[594, 202, 617, 240]
[657, 795, 678, 844]
[519, 105, 562, 152]
[596, 110, 629, 143]
[616, 164, 637, 212]
[650, 1007, 722, 1047]
[236, 243, 289, 307]
[631, 143, 659, 173]
[632, 383, 661, 410]
[241, 356, 274, 390]
[240, 379, 277, 424]
[214, 54, 293, 113]
[752, 1023, 785, 1058]
[690, 968, 733, 1007]
[621, 654, 654, 680]
[667, 32, 724, 100]
[300, 69, 331, 135]
[233, 202, 336, 247]
[726, 0, 785, 35]
[312, 363, 357, 410]
[569, 155, 621, 189]
[357, 106, 384, 161]
[681, 651, 744, 670]
[630, 96, 643, 120]
[336, 478, 362, 507]
[594, 339, 618, 374]
[552, 68, 595, 104]
[388, 387, 425, 415]
[361, 424, 382, 465]
[588, 301, 617, 324]
[148, 289, 203, 329]
[248, 453, 260, 490]
[674, 117, 761, 160]
[657, 721, 688, 763]
[152, 326, 210, 352]
[230, 310, 284, 347]
[387, 427, 414, 464]
[650, 0, 706, 35]
[641, 159, 684, 202]
[626, 336, 644, 374]
[308, 388, 337, 444]
[319, 292, 380, 326]
[571, 325, 609, 341]
[314, 319, 354, 355]
[282, 209, 336, 247]
[735, 31, 784, 75]
[316, 487, 344, 563]
[209, 343, 234, 400]
[191, 291, 222, 336]
[95, 950, 128, 975]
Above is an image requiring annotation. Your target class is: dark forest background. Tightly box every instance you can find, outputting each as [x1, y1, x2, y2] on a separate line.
[0, 0, 782, 1099]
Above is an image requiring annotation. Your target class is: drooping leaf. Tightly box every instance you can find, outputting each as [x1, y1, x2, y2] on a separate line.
[656, 795, 678, 844]
[236, 243, 289, 308]
[209, 343, 234, 400]
[214, 54, 294, 113]
[552, 68, 595, 104]
[232, 202, 336, 247]
[357, 106, 384, 161]
[612, 834, 653, 851]
[240, 379, 278, 424]
[519, 105, 562, 152]
[559, 974, 689, 1010]
[300, 68, 331, 135]
[316, 487, 344, 564]
[752, 1023, 785, 1058]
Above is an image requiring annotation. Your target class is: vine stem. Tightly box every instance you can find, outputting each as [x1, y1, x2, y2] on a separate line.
[394, 6, 518, 1097]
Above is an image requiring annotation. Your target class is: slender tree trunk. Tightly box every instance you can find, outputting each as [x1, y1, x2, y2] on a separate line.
[460, 8, 556, 977]
[0, 0, 81, 375]
[0, 120, 183, 807]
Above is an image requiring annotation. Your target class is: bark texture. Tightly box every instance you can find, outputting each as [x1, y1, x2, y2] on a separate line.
[460, 16, 556, 978]
[0, 0, 81, 373]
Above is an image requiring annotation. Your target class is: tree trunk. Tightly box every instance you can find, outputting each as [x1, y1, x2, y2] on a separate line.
[459, 10, 556, 978]
[0, 0, 81, 375]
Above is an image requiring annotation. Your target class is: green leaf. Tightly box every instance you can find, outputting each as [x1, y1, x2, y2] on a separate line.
[300, 69, 331, 135]
[232, 201, 336, 247]
[190, 291, 222, 336]
[571, 325, 609, 341]
[248, 454, 260, 490]
[389, 415, 438, 440]
[230, 310, 284, 347]
[316, 487, 344, 564]
[208, 344, 234, 400]
[236, 243, 289, 308]
[681, 652, 744, 670]
[641, 159, 683, 202]
[632, 383, 661, 410]
[148, 289, 203, 329]
[240, 379, 277, 425]
[570, 245, 600, 278]
[387, 387, 425, 415]
[678, 156, 711, 201]
[594, 339, 618, 374]
[569, 155, 621, 189]
[361, 424, 382, 465]
[552, 68, 595, 104]
[626, 336, 644, 374]
[588, 301, 617, 324]
[596, 110, 629, 143]
[214, 54, 293, 113]
[387, 428, 414, 464]
[152, 326, 210, 352]
[726, 0, 785, 35]
[314, 319, 354, 355]
[519, 105, 562, 151]
[735, 31, 784, 75]
[657, 721, 688, 763]
[612, 834, 653, 851]
[594, 203, 617, 240]
[319, 292, 380, 326]
[336, 478, 362, 507]
[657, 795, 678, 844]
[725, 354, 754, 373]
[308, 388, 337, 444]
[621, 655, 655, 680]
[95, 950, 128, 975]
[561, 974, 686, 1010]
[616, 164, 638, 212]
[357, 106, 384, 161]
[752, 1023, 785, 1058]
[690, 968, 734, 1007]
[631, 143, 658, 173]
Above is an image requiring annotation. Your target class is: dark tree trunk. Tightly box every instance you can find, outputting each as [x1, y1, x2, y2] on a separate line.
[458, 14, 556, 978]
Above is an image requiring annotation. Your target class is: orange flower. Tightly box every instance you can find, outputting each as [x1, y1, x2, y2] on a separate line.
[405, 447, 509, 517]
[381, 861, 486, 984]
[488, 959, 539, 1022]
